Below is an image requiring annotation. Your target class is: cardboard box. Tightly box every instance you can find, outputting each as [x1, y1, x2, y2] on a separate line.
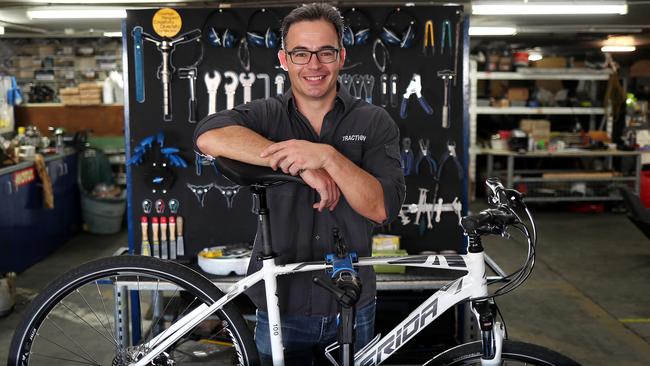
[372, 234, 400, 251]
[37, 45, 56, 58]
[507, 87, 529, 101]
[372, 250, 407, 274]
[520, 119, 551, 142]
[531, 57, 567, 69]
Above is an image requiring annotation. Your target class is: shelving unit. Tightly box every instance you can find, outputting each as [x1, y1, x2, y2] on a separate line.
[482, 148, 641, 202]
[469, 60, 617, 200]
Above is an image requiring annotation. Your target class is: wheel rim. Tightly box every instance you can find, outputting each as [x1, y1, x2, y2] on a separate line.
[20, 270, 245, 365]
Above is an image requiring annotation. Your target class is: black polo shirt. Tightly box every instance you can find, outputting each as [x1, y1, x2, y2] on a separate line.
[193, 85, 405, 316]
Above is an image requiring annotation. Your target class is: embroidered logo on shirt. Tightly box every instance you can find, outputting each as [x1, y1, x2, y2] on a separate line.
[342, 134, 367, 142]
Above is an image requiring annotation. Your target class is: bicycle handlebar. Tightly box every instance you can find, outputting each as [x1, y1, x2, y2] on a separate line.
[461, 208, 518, 235]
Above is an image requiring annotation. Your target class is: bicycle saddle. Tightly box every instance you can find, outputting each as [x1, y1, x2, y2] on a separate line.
[214, 156, 305, 186]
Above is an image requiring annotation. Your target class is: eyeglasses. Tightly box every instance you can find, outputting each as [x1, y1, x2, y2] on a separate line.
[285, 48, 340, 65]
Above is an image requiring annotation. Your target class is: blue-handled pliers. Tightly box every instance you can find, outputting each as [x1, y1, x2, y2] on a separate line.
[400, 74, 433, 119]
[401, 137, 414, 176]
[415, 138, 437, 176]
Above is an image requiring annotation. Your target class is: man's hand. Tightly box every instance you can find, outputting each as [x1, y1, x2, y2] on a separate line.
[260, 139, 333, 175]
[299, 168, 340, 212]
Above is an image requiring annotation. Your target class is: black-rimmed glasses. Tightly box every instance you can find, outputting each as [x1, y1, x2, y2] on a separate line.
[285, 48, 340, 65]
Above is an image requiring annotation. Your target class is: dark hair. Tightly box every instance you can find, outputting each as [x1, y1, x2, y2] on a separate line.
[281, 3, 344, 49]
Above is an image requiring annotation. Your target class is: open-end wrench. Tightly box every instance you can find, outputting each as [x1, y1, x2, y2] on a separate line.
[256, 73, 270, 99]
[351, 74, 363, 99]
[178, 67, 198, 123]
[380, 74, 388, 107]
[275, 74, 286, 96]
[363, 74, 375, 104]
[339, 74, 352, 92]
[224, 71, 239, 110]
[204, 71, 221, 115]
[390, 74, 399, 108]
[239, 72, 256, 103]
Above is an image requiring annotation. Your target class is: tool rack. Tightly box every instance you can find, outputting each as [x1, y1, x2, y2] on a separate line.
[123, 4, 470, 265]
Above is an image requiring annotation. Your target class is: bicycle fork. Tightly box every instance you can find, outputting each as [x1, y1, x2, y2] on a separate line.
[472, 300, 505, 365]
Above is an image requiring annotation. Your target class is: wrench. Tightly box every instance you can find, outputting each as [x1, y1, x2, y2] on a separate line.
[178, 67, 198, 123]
[256, 73, 270, 99]
[224, 71, 239, 110]
[204, 71, 221, 115]
[275, 74, 286, 96]
[239, 72, 256, 103]
[339, 74, 353, 92]
[380, 74, 388, 107]
[390, 74, 399, 108]
[363, 74, 375, 104]
[351, 74, 363, 99]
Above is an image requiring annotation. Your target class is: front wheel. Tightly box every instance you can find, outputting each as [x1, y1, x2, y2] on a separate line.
[9, 255, 259, 365]
[425, 340, 580, 365]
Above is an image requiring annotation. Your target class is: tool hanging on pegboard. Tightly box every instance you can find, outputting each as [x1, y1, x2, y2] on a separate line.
[128, 133, 188, 193]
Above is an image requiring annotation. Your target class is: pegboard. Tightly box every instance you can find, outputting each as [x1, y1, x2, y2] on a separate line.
[123, 4, 469, 259]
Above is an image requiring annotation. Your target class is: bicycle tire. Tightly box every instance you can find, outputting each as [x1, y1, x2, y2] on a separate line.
[425, 340, 581, 366]
[8, 255, 259, 366]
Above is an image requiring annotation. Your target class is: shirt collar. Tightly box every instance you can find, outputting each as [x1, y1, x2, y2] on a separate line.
[282, 81, 353, 115]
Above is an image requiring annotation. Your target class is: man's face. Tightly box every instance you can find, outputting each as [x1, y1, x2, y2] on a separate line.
[278, 19, 346, 101]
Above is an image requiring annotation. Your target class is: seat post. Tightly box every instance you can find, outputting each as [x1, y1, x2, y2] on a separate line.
[251, 185, 275, 258]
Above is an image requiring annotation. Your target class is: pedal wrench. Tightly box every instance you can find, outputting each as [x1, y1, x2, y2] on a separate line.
[223, 71, 239, 110]
[239, 72, 255, 103]
[256, 73, 270, 99]
[204, 71, 221, 115]
[274, 74, 286, 96]
[132, 26, 145, 103]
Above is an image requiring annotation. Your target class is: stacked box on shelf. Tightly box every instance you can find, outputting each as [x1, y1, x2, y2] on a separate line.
[59, 87, 80, 105]
[78, 82, 102, 105]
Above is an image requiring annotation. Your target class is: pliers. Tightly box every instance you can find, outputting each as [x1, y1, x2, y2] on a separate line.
[400, 73, 433, 119]
[440, 19, 452, 55]
[415, 138, 437, 176]
[400, 137, 414, 176]
[437, 140, 464, 181]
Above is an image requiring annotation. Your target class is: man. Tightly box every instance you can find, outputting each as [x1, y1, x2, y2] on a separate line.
[194, 3, 405, 364]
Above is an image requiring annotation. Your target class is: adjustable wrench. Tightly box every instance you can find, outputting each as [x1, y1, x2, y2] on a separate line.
[256, 73, 270, 99]
[204, 71, 221, 115]
[275, 74, 286, 96]
[390, 74, 399, 108]
[178, 67, 198, 123]
[224, 71, 239, 110]
[239, 72, 256, 103]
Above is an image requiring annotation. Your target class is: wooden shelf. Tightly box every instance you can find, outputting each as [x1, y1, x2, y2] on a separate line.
[474, 106, 605, 115]
[475, 68, 611, 80]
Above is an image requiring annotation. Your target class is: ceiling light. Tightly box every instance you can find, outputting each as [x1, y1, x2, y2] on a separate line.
[601, 45, 635, 52]
[473, 2, 628, 15]
[469, 26, 517, 36]
[104, 31, 122, 37]
[27, 9, 127, 19]
[528, 53, 543, 61]
[0, 26, 4, 36]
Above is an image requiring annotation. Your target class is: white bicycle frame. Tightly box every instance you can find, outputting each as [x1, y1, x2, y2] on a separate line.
[130, 249, 504, 366]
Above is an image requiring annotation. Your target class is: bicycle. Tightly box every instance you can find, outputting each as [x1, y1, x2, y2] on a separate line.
[8, 157, 581, 366]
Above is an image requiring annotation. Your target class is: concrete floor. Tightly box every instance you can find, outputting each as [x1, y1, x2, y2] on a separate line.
[1, 206, 650, 365]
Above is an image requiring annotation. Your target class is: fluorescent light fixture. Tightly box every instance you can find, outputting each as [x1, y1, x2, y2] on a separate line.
[104, 31, 122, 37]
[0, 26, 4, 36]
[601, 45, 635, 52]
[469, 26, 517, 36]
[27, 9, 127, 19]
[473, 2, 628, 15]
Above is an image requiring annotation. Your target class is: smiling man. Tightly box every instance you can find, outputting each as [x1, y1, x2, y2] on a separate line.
[194, 3, 405, 364]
